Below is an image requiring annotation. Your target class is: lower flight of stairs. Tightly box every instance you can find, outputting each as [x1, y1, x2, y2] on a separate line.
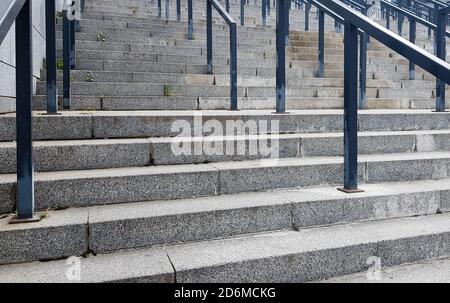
[1, 109, 450, 282]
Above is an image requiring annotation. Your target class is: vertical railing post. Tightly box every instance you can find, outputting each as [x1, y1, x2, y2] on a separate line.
[305, 2, 310, 31]
[436, 9, 446, 112]
[241, 0, 245, 26]
[359, 32, 367, 109]
[12, 0, 40, 223]
[70, 18, 76, 69]
[63, 9, 71, 109]
[386, 7, 390, 29]
[188, 0, 193, 39]
[317, 8, 324, 78]
[230, 22, 238, 111]
[165, 0, 170, 22]
[158, 0, 162, 17]
[276, 0, 286, 113]
[286, 0, 291, 44]
[262, 0, 267, 26]
[207, 0, 213, 74]
[177, 0, 181, 21]
[226, 0, 230, 13]
[267, 0, 271, 15]
[340, 21, 362, 193]
[46, 0, 57, 114]
[408, 18, 416, 80]
[397, 0, 404, 35]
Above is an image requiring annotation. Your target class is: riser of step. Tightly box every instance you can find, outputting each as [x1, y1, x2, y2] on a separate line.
[35, 82, 435, 99]
[31, 95, 449, 111]
[1, 211, 450, 282]
[0, 139, 151, 174]
[42, 71, 397, 89]
[54, 60, 419, 79]
[2, 152, 450, 213]
[2, 110, 450, 141]
[71, 18, 346, 39]
[2, 130, 450, 173]
[69, 59, 345, 74]
[58, 50, 406, 66]
[57, 31, 275, 46]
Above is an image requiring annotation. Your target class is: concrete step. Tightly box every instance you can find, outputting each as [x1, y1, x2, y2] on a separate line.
[0, 177, 448, 264]
[2, 151, 450, 213]
[3, 129, 450, 173]
[31, 95, 450, 111]
[2, 110, 450, 141]
[1, 212, 450, 282]
[320, 256, 450, 283]
[0, 139, 151, 173]
[148, 130, 450, 165]
[35, 80, 438, 99]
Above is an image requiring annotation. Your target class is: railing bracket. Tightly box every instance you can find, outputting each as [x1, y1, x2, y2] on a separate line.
[9, 214, 42, 225]
[337, 187, 364, 194]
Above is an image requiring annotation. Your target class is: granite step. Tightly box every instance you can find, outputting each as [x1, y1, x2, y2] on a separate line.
[1, 211, 450, 282]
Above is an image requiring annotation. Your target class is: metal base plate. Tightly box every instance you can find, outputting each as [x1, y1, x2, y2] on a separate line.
[271, 111, 290, 115]
[9, 214, 42, 224]
[337, 187, 365, 194]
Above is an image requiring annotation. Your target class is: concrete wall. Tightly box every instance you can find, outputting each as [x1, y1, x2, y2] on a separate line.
[0, 0, 47, 113]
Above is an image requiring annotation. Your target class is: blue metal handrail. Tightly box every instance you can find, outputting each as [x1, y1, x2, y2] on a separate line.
[381, 0, 450, 79]
[308, 0, 450, 192]
[0, 0, 37, 223]
[382, 0, 450, 35]
[207, 0, 238, 110]
[0, 0, 77, 222]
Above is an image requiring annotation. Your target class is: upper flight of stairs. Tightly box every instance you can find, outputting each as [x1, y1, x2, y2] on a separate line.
[1, 0, 450, 283]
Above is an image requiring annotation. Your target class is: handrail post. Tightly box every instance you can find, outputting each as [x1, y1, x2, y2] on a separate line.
[207, 0, 213, 74]
[318, 8, 324, 78]
[276, 0, 286, 113]
[165, 0, 170, 22]
[70, 18, 76, 69]
[11, 0, 40, 223]
[409, 18, 416, 80]
[188, 0, 193, 39]
[305, 2, 310, 31]
[241, 0, 245, 26]
[358, 0, 369, 108]
[262, 0, 267, 26]
[177, 0, 181, 21]
[230, 22, 238, 110]
[359, 32, 367, 109]
[397, 0, 404, 35]
[63, 9, 71, 109]
[45, 0, 57, 114]
[267, 0, 271, 15]
[226, 0, 230, 13]
[340, 21, 362, 193]
[436, 9, 447, 112]
[286, 0, 291, 44]
[386, 7, 390, 29]
[158, 0, 162, 18]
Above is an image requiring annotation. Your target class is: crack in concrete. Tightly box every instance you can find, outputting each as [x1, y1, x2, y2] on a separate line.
[167, 253, 177, 283]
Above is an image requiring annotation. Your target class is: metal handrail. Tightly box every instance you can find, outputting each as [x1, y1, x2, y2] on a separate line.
[0, 0, 77, 222]
[207, 0, 238, 110]
[381, 0, 450, 37]
[311, 0, 450, 192]
[0, 0, 26, 44]
[0, 0, 36, 222]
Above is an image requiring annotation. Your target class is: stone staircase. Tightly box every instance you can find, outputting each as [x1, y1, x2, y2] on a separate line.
[1, 0, 450, 283]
